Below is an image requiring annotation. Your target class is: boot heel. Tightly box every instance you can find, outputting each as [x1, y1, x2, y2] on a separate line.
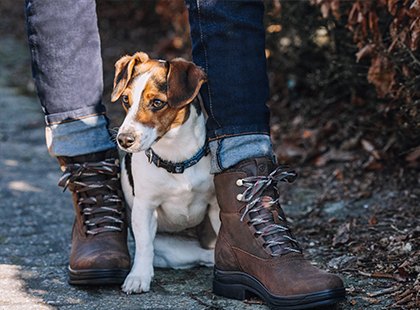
[213, 279, 251, 301]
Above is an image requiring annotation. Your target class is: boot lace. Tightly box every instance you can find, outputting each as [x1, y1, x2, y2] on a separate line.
[236, 166, 301, 256]
[58, 159, 125, 235]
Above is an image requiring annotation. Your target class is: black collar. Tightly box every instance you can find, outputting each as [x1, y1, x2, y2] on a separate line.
[145, 143, 209, 174]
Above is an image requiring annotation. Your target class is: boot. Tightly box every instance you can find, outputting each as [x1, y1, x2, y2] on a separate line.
[213, 157, 345, 309]
[57, 149, 130, 285]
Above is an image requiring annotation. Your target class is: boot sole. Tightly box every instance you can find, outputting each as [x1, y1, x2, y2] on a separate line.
[213, 268, 346, 309]
[68, 266, 129, 285]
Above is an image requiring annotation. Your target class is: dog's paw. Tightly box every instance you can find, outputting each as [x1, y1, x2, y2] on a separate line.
[121, 267, 154, 294]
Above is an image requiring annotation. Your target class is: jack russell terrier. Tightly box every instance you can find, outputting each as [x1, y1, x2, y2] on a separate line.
[111, 52, 220, 294]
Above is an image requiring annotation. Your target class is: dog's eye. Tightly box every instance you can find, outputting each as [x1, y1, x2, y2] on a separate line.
[150, 99, 167, 111]
[121, 95, 130, 110]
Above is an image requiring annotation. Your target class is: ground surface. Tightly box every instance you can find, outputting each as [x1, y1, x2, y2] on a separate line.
[0, 35, 268, 310]
[0, 1, 418, 309]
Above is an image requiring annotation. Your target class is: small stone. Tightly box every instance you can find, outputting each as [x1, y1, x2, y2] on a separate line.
[328, 255, 357, 270]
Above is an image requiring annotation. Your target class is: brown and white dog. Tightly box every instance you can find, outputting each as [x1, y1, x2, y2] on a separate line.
[111, 52, 220, 294]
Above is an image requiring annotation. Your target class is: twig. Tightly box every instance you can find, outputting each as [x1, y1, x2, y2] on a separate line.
[405, 45, 420, 67]
[390, 224, 406, 234]
[395, 288, 413, 300]
[391, 292, 414, 307]
[188, 293, 222, 310]
[358, 270, 396, 280]
[367, 286, 399, 297]
[358, 270, 372, 277]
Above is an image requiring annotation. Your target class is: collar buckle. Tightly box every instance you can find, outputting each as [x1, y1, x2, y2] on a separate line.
[145, 143, 208, 174]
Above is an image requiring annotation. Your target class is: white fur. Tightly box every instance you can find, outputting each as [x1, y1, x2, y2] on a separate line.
[118, 72, 158, 152]
[119, 72, 220, 294]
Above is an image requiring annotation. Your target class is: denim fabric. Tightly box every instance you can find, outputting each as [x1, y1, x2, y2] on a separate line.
[25, 0, 114, 156]
[45, 115, 115, 157]
[186, 0, 271, 140]
[25, 0, 274, 165]
[209, 134, 274, 173]
[25, 0, 104, 121]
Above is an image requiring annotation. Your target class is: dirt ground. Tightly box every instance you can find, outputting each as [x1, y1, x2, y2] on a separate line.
[0, 1, 418, 309]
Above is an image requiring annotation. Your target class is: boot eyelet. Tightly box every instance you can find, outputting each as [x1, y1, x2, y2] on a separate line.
[236, 179, 243, 186]
[236, 194, 243, 201]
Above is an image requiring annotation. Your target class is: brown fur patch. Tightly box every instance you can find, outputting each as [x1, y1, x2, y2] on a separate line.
[134, 77, 190, 138]
[113, 53, 205, 139]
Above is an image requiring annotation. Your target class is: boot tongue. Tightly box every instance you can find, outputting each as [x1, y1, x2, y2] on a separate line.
[236, 157, 276, 177]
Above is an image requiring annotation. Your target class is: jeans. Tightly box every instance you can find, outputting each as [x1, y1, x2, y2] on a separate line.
[25, 0, 273, 172]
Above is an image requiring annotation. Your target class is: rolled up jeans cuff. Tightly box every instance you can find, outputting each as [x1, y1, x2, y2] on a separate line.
[45, 104, 107, 125]
[45, 115, 116, 157]
[209, 134, 275, 174]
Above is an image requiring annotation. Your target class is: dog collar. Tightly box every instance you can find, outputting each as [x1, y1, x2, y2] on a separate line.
[145, 143, 209, 174]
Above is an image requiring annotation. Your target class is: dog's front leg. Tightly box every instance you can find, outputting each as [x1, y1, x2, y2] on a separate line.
[208, 196, 221, 236]
[122, 198, 157, 294]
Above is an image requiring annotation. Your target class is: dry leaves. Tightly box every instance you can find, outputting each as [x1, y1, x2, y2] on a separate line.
[312, 0, 420, 104]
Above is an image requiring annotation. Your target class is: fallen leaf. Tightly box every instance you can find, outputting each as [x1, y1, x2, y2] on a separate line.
[356, 43, 375, 62]
[363, 156, 384, 171]
[394, 266, 410, 282]
[367, 56, 396, 98]
[321, 2, 331, 18]
[328, 255, 357, 270]
[333, 222, 351, 246]
[333, 168, 344, 181]
[369, 215, 378, 226]
[405, 146, 420, 162]
[315, 149, 356, 167]
[302, 129, 315, 139]
[361, 139, 381, 159]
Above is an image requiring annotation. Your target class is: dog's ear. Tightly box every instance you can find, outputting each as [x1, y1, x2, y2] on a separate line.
[111, 52, 149, 102]
[167, 58, 207, 108]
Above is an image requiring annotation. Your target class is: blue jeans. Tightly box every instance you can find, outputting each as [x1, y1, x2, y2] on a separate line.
[25, 0, 273, 173]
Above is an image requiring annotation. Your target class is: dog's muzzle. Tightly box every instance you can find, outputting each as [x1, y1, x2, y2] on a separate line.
[117, 132, 136, 149]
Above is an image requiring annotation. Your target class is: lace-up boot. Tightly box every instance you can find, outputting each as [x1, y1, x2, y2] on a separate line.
[213, 157, 345, 309]
[57, 149, 130, 285]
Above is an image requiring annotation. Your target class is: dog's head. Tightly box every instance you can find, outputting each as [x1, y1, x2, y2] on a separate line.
[111, 52, 206, 153]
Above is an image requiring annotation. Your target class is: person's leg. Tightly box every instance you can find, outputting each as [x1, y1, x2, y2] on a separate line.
[187, 0, 345, 307]
[25, 0, 129, 284]
[186, 0, 273, 173]
[25, 0, 114, 157]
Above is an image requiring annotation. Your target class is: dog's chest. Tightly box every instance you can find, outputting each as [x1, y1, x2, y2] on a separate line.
[126, 154, 214, 232]
[156, 164, 214, 231]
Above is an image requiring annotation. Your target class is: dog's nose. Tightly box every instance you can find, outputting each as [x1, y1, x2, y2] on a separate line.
[117, 133, 136, 148]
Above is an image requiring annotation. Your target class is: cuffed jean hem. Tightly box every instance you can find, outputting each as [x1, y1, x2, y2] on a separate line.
[207, 123, 270, 141]
[209, 134, 275, 174]
[45, 104, 107, 125]
[45, 115, 116, 157]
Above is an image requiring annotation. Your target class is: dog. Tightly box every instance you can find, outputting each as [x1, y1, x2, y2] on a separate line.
[111, 52, 220, 294]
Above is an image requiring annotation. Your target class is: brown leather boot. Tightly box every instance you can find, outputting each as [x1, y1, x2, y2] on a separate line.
[57, 149, 130, 285]
[213, 157, 345, 309]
